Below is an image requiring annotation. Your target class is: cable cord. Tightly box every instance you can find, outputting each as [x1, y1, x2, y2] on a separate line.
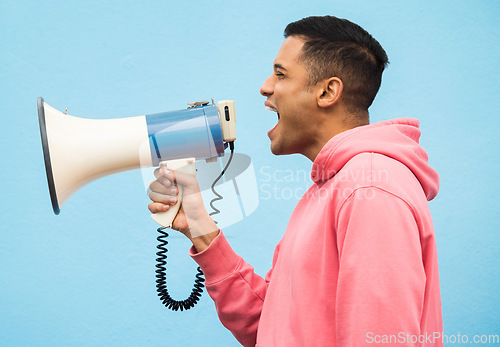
[155, 144, 235, 311]
[155, 227, 205, 311]
[209, 146, 234, 222]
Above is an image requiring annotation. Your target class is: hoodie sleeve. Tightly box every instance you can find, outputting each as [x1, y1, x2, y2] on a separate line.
[190, 231, 273, 347]
[335, 187, 426, 346]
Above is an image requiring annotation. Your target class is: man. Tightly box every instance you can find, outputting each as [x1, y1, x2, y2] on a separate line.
[148, 16, 443, 346]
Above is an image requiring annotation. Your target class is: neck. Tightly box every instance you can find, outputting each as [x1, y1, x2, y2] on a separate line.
[303, 109, 369, 162]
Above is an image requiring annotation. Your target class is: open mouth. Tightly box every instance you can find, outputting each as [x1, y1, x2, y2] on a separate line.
[266, 106, 280, 137]
[265, 106, 280, 120]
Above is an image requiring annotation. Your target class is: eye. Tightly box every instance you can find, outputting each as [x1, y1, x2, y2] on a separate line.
[275, 71, 285, 79]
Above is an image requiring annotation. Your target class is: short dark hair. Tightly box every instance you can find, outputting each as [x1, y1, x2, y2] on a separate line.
[284, 16, 389, 115]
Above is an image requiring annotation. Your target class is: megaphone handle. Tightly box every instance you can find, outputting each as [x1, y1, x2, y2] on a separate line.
[151, 158, 196, 228]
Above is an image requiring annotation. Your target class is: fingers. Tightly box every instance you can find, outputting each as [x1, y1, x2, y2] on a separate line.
[152, 168, 199, 196]
[149, 169, 181, 212]
[148, 202, 171, 214]
[148, 191, 178, 205]
[172, 169, 198, 186]
[154, 167, 197, 187]
[149, 168, 200, 219]
[153, 168, 174, 187]
[149, 180, 178, 196]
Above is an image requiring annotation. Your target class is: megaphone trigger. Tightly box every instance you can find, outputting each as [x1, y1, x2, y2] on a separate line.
[150, 158, 196, 228]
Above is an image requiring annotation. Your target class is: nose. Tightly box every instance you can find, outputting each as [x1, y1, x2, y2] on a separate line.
[260, 74, 275, 97]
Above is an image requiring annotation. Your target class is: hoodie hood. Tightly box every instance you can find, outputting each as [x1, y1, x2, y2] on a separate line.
[311, 118, 439, 200]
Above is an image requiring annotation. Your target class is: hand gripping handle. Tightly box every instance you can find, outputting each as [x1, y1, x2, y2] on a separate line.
[151, 158, 196, 228]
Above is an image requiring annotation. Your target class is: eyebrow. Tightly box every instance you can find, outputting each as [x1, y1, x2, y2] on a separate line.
[274, 63, 287, 71]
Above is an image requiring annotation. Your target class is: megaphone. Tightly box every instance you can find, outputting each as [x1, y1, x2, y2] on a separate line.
[37, 97, 236, 227]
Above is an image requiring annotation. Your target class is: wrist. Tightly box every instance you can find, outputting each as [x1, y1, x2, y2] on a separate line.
[187, 214, 219, 252]
[190, 228, 220, 253]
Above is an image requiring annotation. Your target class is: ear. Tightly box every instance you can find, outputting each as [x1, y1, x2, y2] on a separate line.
[316, 77, 343, 108]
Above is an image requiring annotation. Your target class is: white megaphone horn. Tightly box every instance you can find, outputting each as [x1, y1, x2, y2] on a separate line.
[37, 97, 236, 227]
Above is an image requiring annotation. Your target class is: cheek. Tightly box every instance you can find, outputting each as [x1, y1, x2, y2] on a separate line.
[274, 84, 299, 110]
[273, 81, 286, 98]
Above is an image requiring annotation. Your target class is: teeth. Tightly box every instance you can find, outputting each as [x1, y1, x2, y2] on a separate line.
[265, 106, 278, 112]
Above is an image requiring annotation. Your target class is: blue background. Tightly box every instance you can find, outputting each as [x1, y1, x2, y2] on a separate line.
[1, 0, 499, 346]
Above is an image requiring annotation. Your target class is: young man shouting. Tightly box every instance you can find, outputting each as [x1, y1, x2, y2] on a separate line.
[148, 15, 443, 347]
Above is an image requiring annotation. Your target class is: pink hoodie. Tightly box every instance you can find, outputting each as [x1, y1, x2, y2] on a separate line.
[191, 118, 443, 346]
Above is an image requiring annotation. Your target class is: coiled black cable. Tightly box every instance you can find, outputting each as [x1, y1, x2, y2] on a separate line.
[155, 143, 234, 311]
[155, 227, 205, 311]
[209, 145, 235, 222]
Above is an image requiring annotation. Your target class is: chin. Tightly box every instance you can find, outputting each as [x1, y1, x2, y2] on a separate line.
[270, 142, 294, 156]
[270, 145, 280, 155]
[270, 142, 283, 156]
